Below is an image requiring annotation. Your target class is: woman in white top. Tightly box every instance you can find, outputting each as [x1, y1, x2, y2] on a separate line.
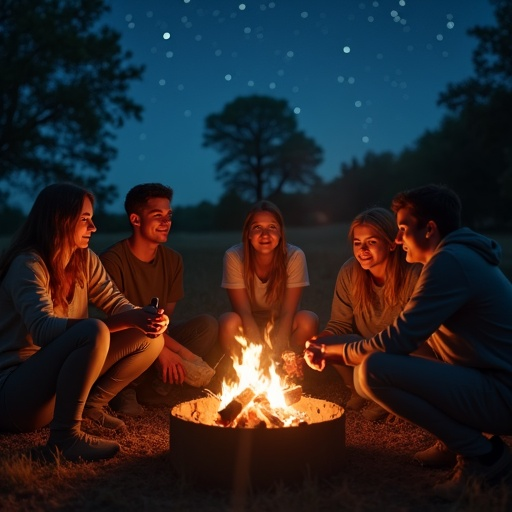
[219, 200, 318, 360]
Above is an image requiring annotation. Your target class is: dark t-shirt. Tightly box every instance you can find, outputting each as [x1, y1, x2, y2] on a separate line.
[100, 239, 184, 308]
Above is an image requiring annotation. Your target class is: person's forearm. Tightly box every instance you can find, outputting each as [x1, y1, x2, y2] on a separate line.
[316, 329, 335, 338]
[103, 310, 135, 332]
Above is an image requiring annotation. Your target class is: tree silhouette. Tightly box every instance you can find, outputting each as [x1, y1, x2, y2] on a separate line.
[439, 0, 512, 112]
[437, 0, 512, 225]
[0, 0, 144, 206]
[203, 95, 323, 202]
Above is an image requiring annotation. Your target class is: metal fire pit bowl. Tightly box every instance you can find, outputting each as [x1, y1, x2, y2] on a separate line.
[169, 396, 345, 489]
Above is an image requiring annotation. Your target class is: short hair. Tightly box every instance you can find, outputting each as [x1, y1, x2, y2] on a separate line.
[124, 183, 173, 216]
[391, 183, 462, 238]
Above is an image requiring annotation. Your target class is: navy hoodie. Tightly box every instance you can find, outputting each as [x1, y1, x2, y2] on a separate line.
[341, 228, 512, 388]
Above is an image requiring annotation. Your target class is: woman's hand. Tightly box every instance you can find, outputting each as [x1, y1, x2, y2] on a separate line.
[303, 340, 326, 372]
[103, 308, 169, 334]
[131, 308, 169, 336]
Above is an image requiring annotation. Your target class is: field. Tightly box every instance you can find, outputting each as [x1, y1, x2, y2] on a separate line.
[1, 225, 512, 512]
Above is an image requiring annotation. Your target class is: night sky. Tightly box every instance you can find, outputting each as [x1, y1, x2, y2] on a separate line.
[103, 0, 495, 212]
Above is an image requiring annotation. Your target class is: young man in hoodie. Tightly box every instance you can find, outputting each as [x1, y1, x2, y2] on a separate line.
[304, 184, 512, 501]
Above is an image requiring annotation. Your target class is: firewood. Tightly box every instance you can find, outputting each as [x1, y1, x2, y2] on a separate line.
[283, 385, 302, 406]
[253, 396, 285, 427]
[215, 388, 256, 426]
[245, 408, 267, 428]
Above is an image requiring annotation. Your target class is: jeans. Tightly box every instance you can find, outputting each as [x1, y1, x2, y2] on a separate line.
[355, 351, 512, 457]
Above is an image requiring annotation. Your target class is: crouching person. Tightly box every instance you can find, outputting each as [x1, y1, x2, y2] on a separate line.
[305, 184, 512, 501]
[0, 184, 166, 462]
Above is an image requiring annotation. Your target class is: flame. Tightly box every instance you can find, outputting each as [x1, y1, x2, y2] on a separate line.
[218, 333, 288, 410]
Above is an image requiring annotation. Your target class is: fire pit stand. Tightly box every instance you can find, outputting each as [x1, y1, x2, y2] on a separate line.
[169, 395, 345, 489]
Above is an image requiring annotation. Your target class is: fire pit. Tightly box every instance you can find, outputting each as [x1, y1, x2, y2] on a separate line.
[170, 395, 345, 489]
[169, 341, 346, 488]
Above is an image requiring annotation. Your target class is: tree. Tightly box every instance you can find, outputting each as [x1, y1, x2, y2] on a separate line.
[437, 0, 512, 226]
[203, 95, 323, 202]
[438, 0, 512, 112]
[0, 0, 144, 206]
[325, 151, 400, 222]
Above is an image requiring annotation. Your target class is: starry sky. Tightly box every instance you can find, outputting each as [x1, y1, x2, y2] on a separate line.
[103, 0, 495, 213]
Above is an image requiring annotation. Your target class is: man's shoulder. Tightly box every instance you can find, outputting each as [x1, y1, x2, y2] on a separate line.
[100, 239, 128, 258]
[157, 244, 182, 260]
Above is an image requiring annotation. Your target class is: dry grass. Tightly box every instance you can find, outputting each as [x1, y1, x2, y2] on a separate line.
[1, 225, 512, 512]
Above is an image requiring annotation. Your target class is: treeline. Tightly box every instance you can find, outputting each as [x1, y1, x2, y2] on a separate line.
[1, 133, 510, 237]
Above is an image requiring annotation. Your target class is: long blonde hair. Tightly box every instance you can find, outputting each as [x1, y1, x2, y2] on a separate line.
[242, 200, 288, 309]
[0, 183, 94, 310]
[348, 207, 412, 318]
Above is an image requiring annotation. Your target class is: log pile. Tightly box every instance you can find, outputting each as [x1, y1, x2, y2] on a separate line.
[215, 385, 304, 428]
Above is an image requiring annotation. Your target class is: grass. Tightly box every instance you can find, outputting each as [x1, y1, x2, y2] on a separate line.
[1, 225, 512, 511]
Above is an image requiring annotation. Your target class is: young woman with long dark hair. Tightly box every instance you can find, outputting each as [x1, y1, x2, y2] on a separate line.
[0, 183, 167, 461]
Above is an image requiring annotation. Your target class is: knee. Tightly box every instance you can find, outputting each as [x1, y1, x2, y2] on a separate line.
[195, 314, 218, 337]
[291, 311, 319, 349]
[80, 318, 110, 355]
[218, 312, 243, 352]
[303, 310, 319, 334]
[356, 352, 388, 389]
[219, 312, 242, 337]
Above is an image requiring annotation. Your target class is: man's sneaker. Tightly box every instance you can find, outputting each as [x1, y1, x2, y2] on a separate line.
[110, 388, 144, 417]
[362, 401, 389, 422]
[47, 431, 120, 462]
[345, 392, 367, 411]
[433, 437, 512, 502]
[414, 440, 457, 468]
[83, 406, 126, 430]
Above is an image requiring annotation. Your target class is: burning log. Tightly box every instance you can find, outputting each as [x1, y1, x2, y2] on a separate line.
[215, 385, 303, 428]
[283, 385, 302, 406]
[253, 395, 285, 427]
[216, 388, 256, 427]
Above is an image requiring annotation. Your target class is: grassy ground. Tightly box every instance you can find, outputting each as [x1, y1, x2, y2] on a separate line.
[1, 225, 512, 511]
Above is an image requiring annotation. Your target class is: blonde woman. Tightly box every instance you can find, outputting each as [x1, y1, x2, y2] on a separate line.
[219, 200, 318, 361]
[314, 207, 423, 420]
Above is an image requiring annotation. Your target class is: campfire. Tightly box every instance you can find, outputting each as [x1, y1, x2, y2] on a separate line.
[169, 334, 346, 488]
[215, 339, 307, 428]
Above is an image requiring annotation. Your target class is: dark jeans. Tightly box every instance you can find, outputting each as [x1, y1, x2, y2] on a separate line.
[355, 352, 512, 457]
